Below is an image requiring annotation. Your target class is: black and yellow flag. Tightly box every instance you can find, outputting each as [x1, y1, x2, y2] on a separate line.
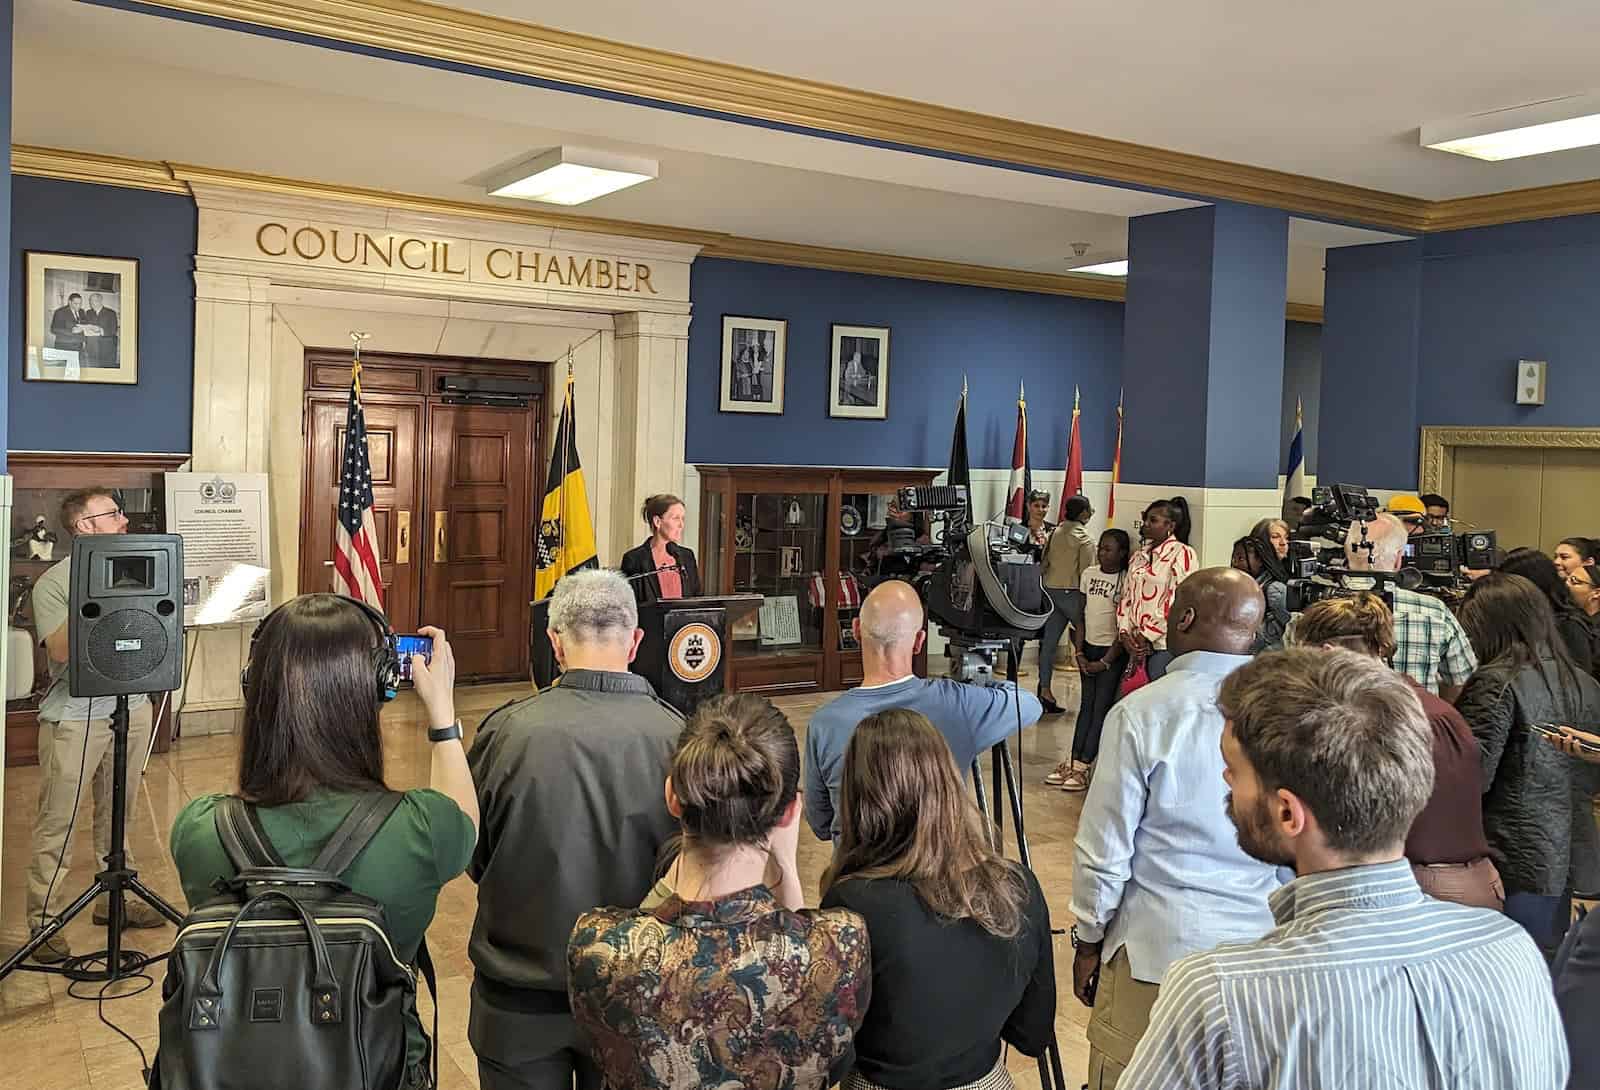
[534, 375, 598, 600]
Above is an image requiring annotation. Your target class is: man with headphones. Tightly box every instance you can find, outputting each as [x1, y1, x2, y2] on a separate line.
[26, 487, 163, 962]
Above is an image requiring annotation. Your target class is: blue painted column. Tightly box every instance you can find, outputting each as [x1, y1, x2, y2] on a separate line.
[1, 0, 10, 469]
[1119, 203, 1289, 563]
[1319, 239, 1422, 489]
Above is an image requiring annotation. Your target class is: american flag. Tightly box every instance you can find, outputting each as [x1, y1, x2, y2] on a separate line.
[333, 359, 385, 610]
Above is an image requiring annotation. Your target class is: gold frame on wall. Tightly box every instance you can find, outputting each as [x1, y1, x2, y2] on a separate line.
[1418, 425, 1600, 497]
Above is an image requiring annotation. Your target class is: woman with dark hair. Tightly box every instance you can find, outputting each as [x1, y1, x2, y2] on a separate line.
[568, 694, 869, 1090]
[1566, 565, 1600, 672]
[1554, 537, 1599, 578]
[620, 493, 702, 604]
[1457, 573, 1600, 954]
[1116, 499, 1198, 681]
[1045, 528, 1130, 791]
[1166, 495, 1192, 546]
[1498, 548, 1593, 673]
[1232, 532, 1290, 653]
[821, 709, 1054, 1090]
[1287, 595, 1501, 909]
[169, 595, 478, 1089]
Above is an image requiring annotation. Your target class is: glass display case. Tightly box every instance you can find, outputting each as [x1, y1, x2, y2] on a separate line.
[697, 466, 938, 695]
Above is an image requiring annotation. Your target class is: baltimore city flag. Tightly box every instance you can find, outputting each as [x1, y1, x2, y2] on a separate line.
[534, 373, 598, 600]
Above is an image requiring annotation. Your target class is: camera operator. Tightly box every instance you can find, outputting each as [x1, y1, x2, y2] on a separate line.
[1420, 493, 1452, 532]
[1344, 513, 1476, 700]
[803, 580, 1042, 841]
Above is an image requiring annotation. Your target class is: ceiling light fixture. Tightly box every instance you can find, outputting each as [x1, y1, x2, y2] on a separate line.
[1422, 93, 1600, 161]
[486, 146, 658, 205]
[1071, 260, 1128, 277]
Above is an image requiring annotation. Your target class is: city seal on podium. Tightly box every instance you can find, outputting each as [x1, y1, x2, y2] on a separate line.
[668, 622, 721, 684]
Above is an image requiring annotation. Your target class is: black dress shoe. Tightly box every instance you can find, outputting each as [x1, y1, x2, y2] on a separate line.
[1039, 693, 1064, 715]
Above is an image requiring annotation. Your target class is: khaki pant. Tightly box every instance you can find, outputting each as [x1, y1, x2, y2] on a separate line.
[27, 703, 154, 925]
[1086, 948, 1161, 1090]
[1413, 857, 1504, 912]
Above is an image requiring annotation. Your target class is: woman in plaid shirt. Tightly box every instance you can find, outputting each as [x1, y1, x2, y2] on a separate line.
[1117, 499, 1198, 681]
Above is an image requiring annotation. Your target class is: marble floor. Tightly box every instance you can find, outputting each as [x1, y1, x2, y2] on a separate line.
[0, 672, 1094, 1090]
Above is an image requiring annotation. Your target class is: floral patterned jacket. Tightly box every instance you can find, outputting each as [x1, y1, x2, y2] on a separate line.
[568, 885, 871, 1090]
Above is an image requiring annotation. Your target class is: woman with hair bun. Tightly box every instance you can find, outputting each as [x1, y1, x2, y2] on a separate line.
[822, 709, 1055, 1090]
[568, 694, 870, 1090]
[1287, 594, 1501, 910]
[620, 493, 701, 604]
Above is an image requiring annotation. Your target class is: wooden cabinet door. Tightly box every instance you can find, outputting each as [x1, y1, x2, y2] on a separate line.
[301, 397, 424, 632]
[422, 403, 534, 680]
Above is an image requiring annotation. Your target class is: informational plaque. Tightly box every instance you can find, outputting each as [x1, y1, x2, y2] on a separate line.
[164, 472, 271, 626]
[758, 595, 803, 647]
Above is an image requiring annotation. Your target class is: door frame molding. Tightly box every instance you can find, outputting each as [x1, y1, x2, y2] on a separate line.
[1420, 426, 1600, 497]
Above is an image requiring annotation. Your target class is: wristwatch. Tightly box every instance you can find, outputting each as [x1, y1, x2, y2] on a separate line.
[427, 719, 463, 743]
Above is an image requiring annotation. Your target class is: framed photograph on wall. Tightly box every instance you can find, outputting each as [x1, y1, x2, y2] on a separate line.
[720, 315, 787, 414]
[829, 324, 889, 419]
[24, 252, 139, 385]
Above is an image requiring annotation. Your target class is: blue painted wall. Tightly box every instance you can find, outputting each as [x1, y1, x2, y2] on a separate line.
[686, 257, 1125, 469]
[0, 0, 12, 471]
[9, 175, 196, 453]
[1319, 239, 1423, 488]
[1282, 320, 1321, 475]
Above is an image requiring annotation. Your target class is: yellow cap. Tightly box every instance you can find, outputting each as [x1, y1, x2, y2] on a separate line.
[1386, 494, 1426, 519]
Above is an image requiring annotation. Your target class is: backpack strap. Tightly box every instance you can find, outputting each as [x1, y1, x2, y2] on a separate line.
[417, 937, 440, 1090]
[215, 797, 287, 871]
[311, 791, 405, 876]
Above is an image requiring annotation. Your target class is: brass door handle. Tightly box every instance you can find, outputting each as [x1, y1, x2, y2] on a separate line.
[397, 510, 411, 565]
[434, 511, 447, 563]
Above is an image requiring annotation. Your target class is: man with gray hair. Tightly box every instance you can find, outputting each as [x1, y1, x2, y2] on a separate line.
[1121, 648, 1567, 1089]
[1345, 512, 1476, 698]
[467, 569, 683, 1090]
[803, 579, 1042, 839]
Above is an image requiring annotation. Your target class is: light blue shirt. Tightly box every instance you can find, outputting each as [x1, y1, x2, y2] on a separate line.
[804, 675, 1042, 840]
[1122, 860, 1568, 1089]
[1069, 650, 1284, 984]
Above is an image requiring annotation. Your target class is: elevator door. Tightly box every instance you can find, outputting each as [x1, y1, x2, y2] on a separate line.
[1449, 445, 1600, 554]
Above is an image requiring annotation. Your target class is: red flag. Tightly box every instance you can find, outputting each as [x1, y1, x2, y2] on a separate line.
[1107, 389, 1124, 522]
[1005, 384, 1029, 520]
[1058, 385, 1083, 521]
[332, 356, 386, 612]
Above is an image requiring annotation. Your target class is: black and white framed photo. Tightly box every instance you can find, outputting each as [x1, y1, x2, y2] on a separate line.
[829, 324, 889, 419]
[24, 252, 139, 385]
[720, 315, 787, 414]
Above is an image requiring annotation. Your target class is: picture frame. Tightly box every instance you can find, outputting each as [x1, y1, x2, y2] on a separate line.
[24, 252, 139, 385]
[720, 315, 787, 414]
[829, 324, 890, 419]
[778, 545, 804, 578]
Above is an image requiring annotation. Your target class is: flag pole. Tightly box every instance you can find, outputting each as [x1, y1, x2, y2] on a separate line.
[558, 349, 574, 565]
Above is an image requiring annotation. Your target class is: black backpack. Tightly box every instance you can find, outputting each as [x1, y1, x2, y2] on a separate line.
[152, 793, 437, 1090]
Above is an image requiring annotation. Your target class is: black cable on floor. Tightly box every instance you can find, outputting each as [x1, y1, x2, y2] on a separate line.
[67, 964, 155, 1086]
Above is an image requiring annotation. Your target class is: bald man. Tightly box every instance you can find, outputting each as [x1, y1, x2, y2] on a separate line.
[1069, 568, 1286, 1089]
[802, 579, 1042, 840]
[1346, 512, 1476, 699]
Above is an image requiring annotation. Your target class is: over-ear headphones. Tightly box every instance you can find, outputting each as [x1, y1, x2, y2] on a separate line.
[240, 594, 402, 703]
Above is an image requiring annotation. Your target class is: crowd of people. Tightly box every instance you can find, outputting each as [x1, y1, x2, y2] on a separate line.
[24, 485, 1600, 1089]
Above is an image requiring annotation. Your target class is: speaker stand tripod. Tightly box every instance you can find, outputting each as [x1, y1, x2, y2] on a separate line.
[0, 694, 186, 984]
[964, 637, 1068, 1090]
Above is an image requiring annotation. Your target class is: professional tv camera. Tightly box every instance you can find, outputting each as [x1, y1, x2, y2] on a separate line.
[1406, 526, 1498, 590]
[896, 485, 1053, 682]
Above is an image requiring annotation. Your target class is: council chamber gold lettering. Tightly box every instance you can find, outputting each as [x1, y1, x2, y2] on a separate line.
[252, 222, 657, 294]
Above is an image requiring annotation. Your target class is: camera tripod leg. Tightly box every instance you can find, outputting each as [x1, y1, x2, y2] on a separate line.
[0, 879, 105, 978]
[971, 759, 997, 852]
[126, 875, 185, 927]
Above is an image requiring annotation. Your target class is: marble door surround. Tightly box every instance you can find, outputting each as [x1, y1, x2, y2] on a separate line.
[183, 182, 699, 732]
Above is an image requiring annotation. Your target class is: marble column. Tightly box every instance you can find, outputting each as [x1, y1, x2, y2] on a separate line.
[610, 312, 692, 557]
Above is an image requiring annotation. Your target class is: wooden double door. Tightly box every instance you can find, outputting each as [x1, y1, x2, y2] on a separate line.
[300, 351, 544, 681]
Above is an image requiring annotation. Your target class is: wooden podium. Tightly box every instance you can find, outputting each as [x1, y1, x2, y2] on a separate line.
[633, 594, 762, 716]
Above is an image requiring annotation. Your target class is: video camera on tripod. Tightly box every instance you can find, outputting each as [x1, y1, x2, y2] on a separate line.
[1285, 483, 1497, 611]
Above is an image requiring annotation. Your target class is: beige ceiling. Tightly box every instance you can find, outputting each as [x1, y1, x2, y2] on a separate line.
[449, 0, 1600, 199]
[10, 0, 1409, 305]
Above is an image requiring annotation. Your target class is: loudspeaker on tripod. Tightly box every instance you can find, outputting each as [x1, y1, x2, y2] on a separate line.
[68, 533, 185, 698]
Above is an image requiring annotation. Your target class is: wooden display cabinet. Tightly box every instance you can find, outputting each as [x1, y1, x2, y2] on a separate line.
[5, 452, 187, 767]
[696, 466, 938, 696]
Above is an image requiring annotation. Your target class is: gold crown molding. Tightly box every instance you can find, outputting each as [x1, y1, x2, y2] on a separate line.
[1418, 425, 1600, 495]
[29, 145, 1384, 312]
[130, 0, 1432, 232]
[11, 145, 187, 194]
[1426, 179, 1600, 232]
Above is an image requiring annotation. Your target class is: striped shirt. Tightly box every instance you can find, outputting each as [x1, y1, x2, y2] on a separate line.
[1120, 860, 1568, 1089]
[1389, 586, 1476, 694]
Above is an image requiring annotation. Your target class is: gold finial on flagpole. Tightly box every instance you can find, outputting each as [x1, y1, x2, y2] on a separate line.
[1018, 380, 1026, 406]
[349, 330, 371, 363]
[567, 346, 575, 380]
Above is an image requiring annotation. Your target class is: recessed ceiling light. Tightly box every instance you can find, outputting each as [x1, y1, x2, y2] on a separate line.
[1071, 260, 1128, 277]
[1422, 93, 1600, 161]
[486, 146, 658, 205]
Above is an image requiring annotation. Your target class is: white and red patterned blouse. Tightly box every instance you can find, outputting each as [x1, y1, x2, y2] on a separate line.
[1116, 536, 1198, 649]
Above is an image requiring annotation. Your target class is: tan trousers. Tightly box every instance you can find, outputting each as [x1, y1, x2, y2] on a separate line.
[1085, 948, 1161, 1090]
[27, 703, 154, 925]
[1413, 857, 1505, 912]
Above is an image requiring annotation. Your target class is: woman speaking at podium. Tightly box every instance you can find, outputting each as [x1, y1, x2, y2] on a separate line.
[621, 493, 701, 604]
